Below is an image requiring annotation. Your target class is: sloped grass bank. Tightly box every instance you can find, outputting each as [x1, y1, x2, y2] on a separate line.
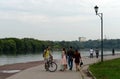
[89, 58, 120, 79]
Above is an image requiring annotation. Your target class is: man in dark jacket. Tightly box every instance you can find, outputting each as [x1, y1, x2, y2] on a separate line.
[67, 46, 74, 70]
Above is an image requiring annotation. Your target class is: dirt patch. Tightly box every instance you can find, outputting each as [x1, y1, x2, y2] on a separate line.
[82, 69, 94, 78]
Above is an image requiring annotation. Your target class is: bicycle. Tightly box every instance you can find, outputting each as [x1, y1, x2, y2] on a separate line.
[45, 57, 57, 72]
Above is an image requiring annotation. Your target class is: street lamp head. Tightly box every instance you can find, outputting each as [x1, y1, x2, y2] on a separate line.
[94, 5, 99, 15]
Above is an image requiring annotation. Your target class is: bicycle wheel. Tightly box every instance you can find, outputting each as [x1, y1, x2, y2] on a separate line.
[48, 62, 57, 72]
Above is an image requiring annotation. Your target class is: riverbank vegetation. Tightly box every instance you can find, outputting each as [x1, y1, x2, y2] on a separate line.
[89, 58, 120, 79]
[0, 38, 120, 55]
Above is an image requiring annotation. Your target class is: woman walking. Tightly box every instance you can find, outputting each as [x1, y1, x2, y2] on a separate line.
[74, 49, 81, 71]
[60, 48, 67, 71]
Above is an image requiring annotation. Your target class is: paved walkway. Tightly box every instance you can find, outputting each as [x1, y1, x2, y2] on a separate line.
[7, 54, 120, 79]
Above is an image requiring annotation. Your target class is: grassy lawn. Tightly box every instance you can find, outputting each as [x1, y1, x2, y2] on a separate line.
[89, 58, 120, 79]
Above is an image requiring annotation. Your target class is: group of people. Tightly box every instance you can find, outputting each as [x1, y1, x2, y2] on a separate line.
[43, 46, 82, 72]
[89, 48, 99, 58]
[89, 48, 115, 58]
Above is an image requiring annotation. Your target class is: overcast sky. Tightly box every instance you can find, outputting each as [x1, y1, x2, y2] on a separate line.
[0, 0, 120, 41]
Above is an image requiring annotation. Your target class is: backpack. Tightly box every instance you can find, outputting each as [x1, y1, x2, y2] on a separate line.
[43, 50, 46, 57]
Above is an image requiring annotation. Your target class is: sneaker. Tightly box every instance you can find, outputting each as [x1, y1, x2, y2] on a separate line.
[59, 69, 64, 71]
[69, 68, 72, 70]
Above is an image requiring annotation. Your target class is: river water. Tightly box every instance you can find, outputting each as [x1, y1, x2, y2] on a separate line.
[0, 50, 120, 65]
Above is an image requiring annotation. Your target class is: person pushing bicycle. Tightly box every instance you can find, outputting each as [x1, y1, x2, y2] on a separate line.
[43, 46, 53, 70]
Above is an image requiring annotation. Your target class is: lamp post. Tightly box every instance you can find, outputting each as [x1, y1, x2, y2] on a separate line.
[94, 5, 103, 62]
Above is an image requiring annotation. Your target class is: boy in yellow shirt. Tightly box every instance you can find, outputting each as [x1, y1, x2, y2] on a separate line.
[43, 46, 52, 71]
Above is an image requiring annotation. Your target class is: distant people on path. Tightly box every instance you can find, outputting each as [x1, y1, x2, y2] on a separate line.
[112, 48, 115, 55]
[95, 48, 99, 58]
[60, 48, 67, 71]
[67, 46, 74, 70]
[89, 48, 94, 58]
[43, 46, 53, 71]
[74, 49, 81, 71]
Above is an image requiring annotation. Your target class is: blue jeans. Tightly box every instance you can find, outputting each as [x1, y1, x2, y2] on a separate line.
[68, 57, 73, 70]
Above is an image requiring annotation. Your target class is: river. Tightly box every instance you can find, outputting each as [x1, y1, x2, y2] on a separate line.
[0, 50, 120, 65]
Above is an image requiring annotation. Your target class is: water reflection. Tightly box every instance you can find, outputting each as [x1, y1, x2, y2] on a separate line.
[0, 51, 61, 65]
[0, 51, 119, 65]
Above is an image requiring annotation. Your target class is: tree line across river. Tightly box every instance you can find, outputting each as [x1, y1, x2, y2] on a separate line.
[0, 38, 120, 55]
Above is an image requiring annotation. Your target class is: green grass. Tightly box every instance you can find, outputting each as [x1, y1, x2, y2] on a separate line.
[89, 58, 120, 79]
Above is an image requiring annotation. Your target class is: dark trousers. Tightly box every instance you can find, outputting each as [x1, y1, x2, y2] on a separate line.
[90, 53, 93, 58]
[68, 57, 73, 70]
